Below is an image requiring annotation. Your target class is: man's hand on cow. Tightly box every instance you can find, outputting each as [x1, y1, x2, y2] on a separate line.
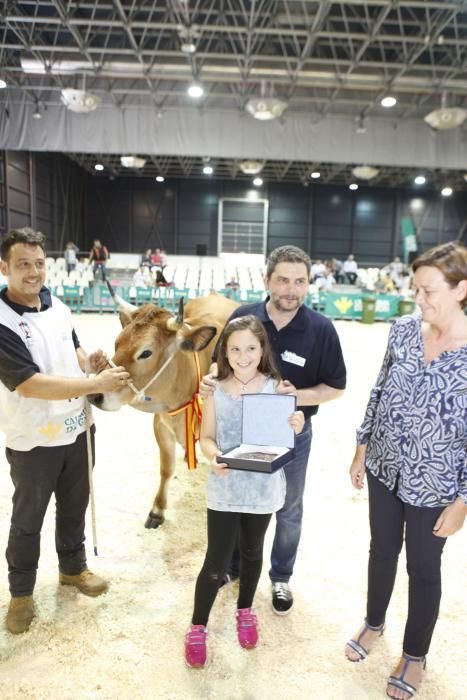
[276, 379, 297, 396]
[92, 367, 130, 393]
[199, 372, 218, 399]
[211, 451, 228, 477]
[87, 349, 108, 373]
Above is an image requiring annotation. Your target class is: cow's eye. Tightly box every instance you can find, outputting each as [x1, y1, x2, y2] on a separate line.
[138, 350, 153, 360]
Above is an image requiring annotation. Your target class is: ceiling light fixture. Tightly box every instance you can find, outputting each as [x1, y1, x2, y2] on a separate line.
[441, 187, 453, 197]
[424, 106, 467, 130]
[424, 91, 467, 130]
[94, 163, 104, 171]
[61, 87, 101, 113]
[381, 96, 397, 108]
[0, 79, 6, 89]
[253, 177, 263, 187]
[352, 165, 379, 180]
[245, 96, 288, 121]
[349, 183, 359, 191]
[155, 175, 165, 183]
[203, 165, 213, 175]
[178, 25, 199, 54]
[414, 175, 426, 185]
[188, 83, 204, 98]
[32, 105, 42, 120]
[120, 155, 146, 169]
[239, 160, 264, 175]
[310, 171, 321, 179]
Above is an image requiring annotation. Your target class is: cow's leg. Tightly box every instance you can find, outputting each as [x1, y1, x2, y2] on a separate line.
[145, 414, 176, 529]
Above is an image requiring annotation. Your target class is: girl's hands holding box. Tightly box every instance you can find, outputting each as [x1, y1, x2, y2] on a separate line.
[289, 410, 305, 435]
[211, 451, 229, 477]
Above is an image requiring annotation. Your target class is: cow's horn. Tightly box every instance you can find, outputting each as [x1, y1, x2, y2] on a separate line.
[106, 280, 137, 312]
[166, 297, 184, 331]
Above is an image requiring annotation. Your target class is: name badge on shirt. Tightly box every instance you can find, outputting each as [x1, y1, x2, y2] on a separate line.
[281, 350, 306, 367]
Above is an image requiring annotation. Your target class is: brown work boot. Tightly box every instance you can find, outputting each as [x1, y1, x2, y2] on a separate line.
[6, 595, 35, 634]
[59, 569, 108, 597]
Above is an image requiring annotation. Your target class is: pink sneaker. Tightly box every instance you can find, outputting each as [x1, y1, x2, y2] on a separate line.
[236, 608, 258, 649]
[185, 624, 207, 668]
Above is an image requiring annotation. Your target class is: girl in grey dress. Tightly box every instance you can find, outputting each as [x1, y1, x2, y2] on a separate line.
[185, 315, 304, 668]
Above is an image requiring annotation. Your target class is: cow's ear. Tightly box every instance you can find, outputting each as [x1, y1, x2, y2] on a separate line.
[178, 325, 217, 352]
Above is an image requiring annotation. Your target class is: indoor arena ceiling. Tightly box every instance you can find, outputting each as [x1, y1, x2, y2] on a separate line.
[2, 1, 467, 188]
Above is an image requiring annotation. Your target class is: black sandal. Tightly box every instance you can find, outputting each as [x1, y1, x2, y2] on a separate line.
[346, 619, 385, 662]
[386, 652, 427, 698]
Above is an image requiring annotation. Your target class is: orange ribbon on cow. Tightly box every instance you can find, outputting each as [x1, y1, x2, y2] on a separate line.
[167, 352, 203, 470]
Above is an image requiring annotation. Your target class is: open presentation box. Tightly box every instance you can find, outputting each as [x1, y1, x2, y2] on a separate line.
[217, 393, 296, 473]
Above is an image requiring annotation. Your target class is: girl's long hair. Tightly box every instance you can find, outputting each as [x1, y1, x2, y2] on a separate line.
[216, 315, 280, 382]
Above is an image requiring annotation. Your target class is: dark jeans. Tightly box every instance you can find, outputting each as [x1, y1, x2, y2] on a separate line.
[93, 262, 107, 281]
[5, 429, 95, 597]
[366, 471, 447, 657]
[269, 421, 312, 582]
[192, 509, 271, 626]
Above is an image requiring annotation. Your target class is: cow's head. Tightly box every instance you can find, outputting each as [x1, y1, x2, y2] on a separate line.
[89, 292, 217, 412]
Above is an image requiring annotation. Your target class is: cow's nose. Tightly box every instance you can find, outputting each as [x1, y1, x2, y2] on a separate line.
[87, 393, 104, 407]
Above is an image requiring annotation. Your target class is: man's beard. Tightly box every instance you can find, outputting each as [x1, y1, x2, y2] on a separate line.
[270, 294, 301, 312]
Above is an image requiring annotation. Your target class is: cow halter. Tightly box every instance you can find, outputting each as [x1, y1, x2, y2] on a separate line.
[108, 351, 177, 403]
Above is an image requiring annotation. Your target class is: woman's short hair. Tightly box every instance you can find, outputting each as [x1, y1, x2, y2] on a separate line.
[412, 242, 467, 308]
[216, 315, 280, 382]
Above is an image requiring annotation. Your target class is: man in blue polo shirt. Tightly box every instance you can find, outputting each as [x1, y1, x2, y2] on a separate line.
[0, 227, 129, 634]
[203, 245, 346, 614]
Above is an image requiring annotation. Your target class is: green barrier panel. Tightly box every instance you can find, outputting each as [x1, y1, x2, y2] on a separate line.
[398, 299, 416, 316]
[323, 292, 400, 321]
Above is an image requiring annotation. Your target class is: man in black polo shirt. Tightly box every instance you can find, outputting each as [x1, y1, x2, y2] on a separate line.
[0, 227, 129, 634]
[204, 245, 346, 614]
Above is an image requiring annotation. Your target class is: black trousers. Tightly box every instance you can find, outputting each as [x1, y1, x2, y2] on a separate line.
[192, 509, 272, 626]
[366, 471, 447, 656]
[5, 429, 94, 597]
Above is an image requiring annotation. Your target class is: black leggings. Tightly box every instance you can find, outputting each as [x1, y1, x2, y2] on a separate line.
[192, 509, 272, 626]
[366, 471, 447, 656]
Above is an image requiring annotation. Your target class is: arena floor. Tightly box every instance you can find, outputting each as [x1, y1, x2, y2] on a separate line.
[0, 314, 465, 700]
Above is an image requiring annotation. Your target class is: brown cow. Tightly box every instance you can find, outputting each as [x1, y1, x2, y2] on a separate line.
[89, 292, 239, 528]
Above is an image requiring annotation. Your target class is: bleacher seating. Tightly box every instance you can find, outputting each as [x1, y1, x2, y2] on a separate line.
[34, 253, 411, 320]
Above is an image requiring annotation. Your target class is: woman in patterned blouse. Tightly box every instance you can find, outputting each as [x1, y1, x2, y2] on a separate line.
[344, 242, 467, 699]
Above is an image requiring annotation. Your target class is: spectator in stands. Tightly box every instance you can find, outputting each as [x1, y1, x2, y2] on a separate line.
[160, 249, 168, 269]
[154, 269, 170, 287]
[388, 256, 405, 291]
[329, 258, 345, 284]
[64, 242, 79, 275]
[133, 266, 147, 287]
[311, 259, 326, 282]
[375, 271, 396, 294]
[151, 248, 162, 267]
[89, 239, 109, 282]
[343, 254, 358, 285]
[316, 265, 336, 291]
[226, 276, 240, 292]
[141, 249, 152, 268]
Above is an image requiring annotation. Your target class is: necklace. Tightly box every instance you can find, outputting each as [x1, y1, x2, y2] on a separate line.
[233, 373, 259, 393]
